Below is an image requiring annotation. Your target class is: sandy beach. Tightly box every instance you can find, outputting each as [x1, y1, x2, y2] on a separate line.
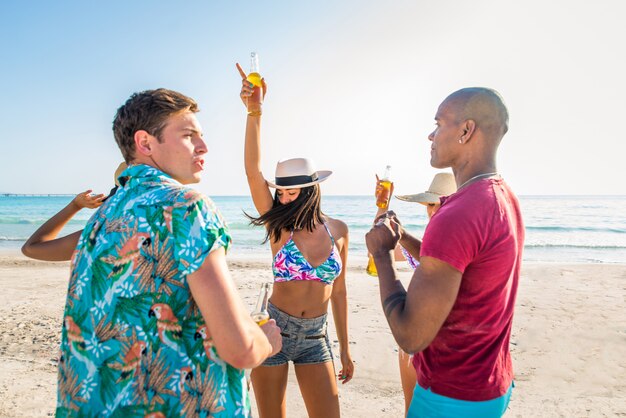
[0, 251, 624, 417]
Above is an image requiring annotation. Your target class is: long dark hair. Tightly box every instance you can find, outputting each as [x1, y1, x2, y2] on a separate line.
[246, 185, 324, 243]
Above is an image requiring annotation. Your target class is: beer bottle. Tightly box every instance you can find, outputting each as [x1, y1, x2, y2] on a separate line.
[367, 165, 393, 276]
[366, 254, 378, 276]
[251, 282, 270, 325]
[376, 165, 392, 208]
[247, 51, 262, 88]
[246, 51, 263, 115]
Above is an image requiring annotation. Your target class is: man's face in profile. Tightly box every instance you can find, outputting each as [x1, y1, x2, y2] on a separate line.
[428, 101, 462, 169]
[149, 112, 207, 185]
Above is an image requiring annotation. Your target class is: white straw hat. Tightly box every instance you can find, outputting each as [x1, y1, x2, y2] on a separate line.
[265, 158, 332, 189]
[395, 172, 457, 205]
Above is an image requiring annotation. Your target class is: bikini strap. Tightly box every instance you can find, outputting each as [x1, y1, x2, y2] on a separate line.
[322, 222, 335, 245]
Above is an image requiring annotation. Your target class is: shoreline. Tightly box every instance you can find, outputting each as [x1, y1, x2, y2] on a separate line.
[2, 245, 625, 267]
[0, 254, 624, 416]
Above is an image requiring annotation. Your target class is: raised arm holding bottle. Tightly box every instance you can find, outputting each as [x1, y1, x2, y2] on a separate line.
[369, 171, 457, 415]
[237, 59, 353, 418]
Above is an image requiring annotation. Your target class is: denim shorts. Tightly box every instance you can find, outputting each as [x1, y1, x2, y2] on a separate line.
[407, 382, 514, 418]
[261, 302, 334, 366]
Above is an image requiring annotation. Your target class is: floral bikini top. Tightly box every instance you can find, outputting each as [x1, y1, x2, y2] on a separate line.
[272, 223, 342, 285]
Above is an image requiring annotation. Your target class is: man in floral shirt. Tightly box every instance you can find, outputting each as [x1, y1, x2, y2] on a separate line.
[56, 89, 281, 417]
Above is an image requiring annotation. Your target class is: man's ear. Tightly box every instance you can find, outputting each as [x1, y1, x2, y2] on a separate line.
[134, 130, 154, 156]
[460, 120, 476, 143]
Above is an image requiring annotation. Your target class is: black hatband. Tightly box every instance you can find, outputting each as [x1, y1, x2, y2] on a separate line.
[274, 173, 318, 187]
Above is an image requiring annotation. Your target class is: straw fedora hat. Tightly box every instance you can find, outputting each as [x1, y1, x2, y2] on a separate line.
[396, 172, 457, 205]
[113, 162, 128, 186]
[265, 158, 332, 189]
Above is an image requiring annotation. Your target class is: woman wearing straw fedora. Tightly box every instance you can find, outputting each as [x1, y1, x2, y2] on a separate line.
[372, 172, 457, 416]
[237, 64, 353, 418]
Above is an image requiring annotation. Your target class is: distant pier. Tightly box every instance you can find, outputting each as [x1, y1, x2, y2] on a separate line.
[1, 193, 73, 197]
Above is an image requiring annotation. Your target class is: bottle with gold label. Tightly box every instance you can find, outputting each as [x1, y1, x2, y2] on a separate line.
[251, 282, 270, 325]
[367, 165, 393, 276]
[245, 51, 263, 116]
[247, 51, 262, 88]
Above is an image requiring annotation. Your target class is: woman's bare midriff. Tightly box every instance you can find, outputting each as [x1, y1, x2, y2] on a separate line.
[270, 280, 332, 318]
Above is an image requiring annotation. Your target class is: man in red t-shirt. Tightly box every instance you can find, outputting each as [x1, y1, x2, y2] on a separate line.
[366, 87, 524, 417]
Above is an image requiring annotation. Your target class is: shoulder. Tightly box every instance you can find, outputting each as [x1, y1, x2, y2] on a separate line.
[171, 186, 207, 205]
[325, 217, 348, 239]
[425, 180, 503, 244]
[436, 180, 500, 220]
[163, 187, 227, 231]
[167, 187, 217, 213]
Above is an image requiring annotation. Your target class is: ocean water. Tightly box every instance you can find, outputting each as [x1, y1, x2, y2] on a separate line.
[1, 195, 625, 264]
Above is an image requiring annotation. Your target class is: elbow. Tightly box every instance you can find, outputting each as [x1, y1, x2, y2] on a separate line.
[398, 340, 429, 356]
[21, 243, 33, 258]
[244, 170, 263, 183]
[223, 347, 267, 370]
[397, 332, 433, 355]
[224, 354, 253, 370]
[217, 343, 253, 369]
[21, 243, 55, 261]
[218, 338, 270, 370]
[331, 288, 347, 302]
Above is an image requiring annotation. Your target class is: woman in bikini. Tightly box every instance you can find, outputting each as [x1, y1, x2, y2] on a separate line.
[237, 64, 354, 418]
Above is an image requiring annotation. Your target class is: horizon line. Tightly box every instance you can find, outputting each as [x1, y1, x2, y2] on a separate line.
[3, 193, 626, 198]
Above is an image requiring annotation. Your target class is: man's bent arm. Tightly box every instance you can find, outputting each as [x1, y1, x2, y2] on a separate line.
[188, 247, 273, 369]
[374, 253, 462, 354]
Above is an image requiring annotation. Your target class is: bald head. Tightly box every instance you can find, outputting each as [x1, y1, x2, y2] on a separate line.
[443, 88, 509, 141]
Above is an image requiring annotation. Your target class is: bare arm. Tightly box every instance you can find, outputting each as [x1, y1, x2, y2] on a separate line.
[21, 190, 105, 261]
[366, 218, 462, 354]
[237, 63, 274, 215]
[329, 221, 354, 383]
[397, 230, 421, 261]
[187, 247, 281, 369]
[244, 114, 274, 214]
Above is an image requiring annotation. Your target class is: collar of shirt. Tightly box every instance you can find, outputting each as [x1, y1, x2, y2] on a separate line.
[119, 164, 180, 188]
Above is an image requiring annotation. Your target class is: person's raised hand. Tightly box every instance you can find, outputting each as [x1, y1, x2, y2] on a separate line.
[72, 190, 106, 210]
[374, 174, 382, 197]
[236, 63, 266, 111]
[374, 174, 394, 205]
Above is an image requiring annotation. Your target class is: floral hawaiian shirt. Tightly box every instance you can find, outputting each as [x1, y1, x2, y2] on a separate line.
[56, 164, 250, 417]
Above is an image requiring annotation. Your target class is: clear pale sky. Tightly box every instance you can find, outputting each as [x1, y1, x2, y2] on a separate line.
[1, 0, 624, 196]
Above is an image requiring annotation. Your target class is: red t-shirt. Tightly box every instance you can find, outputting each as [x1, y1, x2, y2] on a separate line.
[413, 177, 524, 401]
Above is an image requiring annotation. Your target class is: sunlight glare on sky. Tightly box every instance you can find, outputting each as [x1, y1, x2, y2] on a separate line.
[0, 0, 624, 196]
